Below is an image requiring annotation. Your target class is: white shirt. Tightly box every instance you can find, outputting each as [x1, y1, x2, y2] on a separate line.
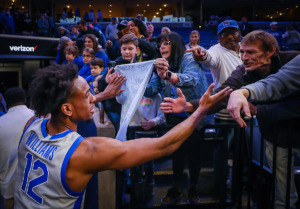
[0, 105, 34, 198]
[200, 43, 242, 89]
[200, 43, 242, 120]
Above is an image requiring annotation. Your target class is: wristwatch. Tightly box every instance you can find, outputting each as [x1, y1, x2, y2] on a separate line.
[163, 70, 172, 80]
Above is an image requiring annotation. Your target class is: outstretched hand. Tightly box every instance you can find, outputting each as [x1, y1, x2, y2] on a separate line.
[186, 47, 206, 61]
[227, 89, 251, 127]
[160, 88, 186, 113]
[198, 83, 232, 114]
[105, 67, 116, 84]
[103, 74, 126, 99]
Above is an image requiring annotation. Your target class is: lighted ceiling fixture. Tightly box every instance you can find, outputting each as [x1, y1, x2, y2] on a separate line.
[156, 12, 159, 15]
[159, 8, 162, 11]
[270, 16, 273, 19]
[67, 5, 70, 9]
[109, 10, 112, 13]
[22, 6, 24, 9]
[153, 15, 156, 18]
[279, 13, 282, 15]
[89, 5, 92, 7]
[296, 5, 299, 8]
[143, 10, 146, 12]
[109, 5, 112, 7]
[147, 4, 150, 6]
[163, 4, 167, 7]
[137, 4, 139, 6]
[12, 0, 14, 2]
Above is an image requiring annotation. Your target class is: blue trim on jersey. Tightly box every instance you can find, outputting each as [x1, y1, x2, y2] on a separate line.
[61, 136, 85, 197]
[41, 118, 49, 138]
[18, 118, 39, 149]
[73, 193, 84, 209]
[41, 119, 74, 140]
[50, 130, 73, 140]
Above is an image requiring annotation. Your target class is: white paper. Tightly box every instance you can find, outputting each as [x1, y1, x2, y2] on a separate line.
[114, 60, 154, 141]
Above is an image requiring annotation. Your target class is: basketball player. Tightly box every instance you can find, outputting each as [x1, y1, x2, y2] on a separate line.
[14, 63, 231, 208]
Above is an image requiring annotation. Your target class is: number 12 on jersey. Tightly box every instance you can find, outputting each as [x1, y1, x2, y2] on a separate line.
[21, 152, 49, 204]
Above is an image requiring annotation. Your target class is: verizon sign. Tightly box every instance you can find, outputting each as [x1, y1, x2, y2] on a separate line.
[9, 45, 37, 52]
[0, 34, 59, 59]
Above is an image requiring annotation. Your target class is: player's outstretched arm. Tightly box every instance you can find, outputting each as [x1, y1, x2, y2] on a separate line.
[66, 84, 232, 192]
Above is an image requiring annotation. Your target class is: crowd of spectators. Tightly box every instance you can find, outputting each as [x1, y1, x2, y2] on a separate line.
[1, 7, 300, 209]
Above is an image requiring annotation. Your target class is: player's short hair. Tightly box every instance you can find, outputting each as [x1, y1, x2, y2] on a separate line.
[29, 63, 78, 117]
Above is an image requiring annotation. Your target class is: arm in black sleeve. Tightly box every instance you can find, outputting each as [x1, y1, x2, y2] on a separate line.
[138, 38, 156, 60]
[106, 44, 121, 61]
[256, 96, 300, 122]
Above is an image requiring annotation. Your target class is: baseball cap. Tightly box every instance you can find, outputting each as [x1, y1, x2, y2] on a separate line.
[117, 20, 128, 30]
[112, 17, 117, 20]
[270, 22, 278, 27]
[217, 20, 240, 35]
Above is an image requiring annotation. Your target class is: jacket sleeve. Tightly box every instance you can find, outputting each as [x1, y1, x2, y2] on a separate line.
[244, 54, 300, 102]
[189, 65, 245, 113]
[174, 53, 204, 88]
[199, 46, 221, 69]
[256, 96, 300, 121]
[138, 38, 156, 60]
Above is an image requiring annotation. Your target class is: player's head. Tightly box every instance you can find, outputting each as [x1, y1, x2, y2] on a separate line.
[29, 63, 95, 121]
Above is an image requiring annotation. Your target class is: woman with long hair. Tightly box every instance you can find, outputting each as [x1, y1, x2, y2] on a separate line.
[83, 34, 109, 67]
[154, 32, 210, 205]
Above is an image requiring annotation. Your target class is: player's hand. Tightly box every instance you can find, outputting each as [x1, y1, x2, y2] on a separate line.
[227, 89, 251, 127]
[186, 47, 206, 61]
[103, 74, 126, 99]
[198, 83, 232, 114]
[154, 58, 169, 79]
[105, 67, 116, 84]
[160, 88, 186, 113]
[140, 118, 155, 130]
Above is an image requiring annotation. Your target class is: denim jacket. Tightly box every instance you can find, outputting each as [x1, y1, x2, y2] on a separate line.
[163, 52, 208, 102]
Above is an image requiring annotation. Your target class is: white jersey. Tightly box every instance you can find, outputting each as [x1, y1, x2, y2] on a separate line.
[14, 118, 85, 209]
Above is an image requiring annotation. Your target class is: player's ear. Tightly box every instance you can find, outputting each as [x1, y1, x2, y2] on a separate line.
[61, 103, 73, 117]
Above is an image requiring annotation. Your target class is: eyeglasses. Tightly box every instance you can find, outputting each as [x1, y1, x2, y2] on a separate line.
[219, 30, 240, 38]
[82, 55, 92, 58]
[156, 41, 171, 49]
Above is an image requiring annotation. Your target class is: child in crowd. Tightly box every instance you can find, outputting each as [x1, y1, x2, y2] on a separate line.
[116, 33, 166, 204]
[85, 58, 106, 84]
[63, 45, 84, 70]
[78, 47, 95, 79]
